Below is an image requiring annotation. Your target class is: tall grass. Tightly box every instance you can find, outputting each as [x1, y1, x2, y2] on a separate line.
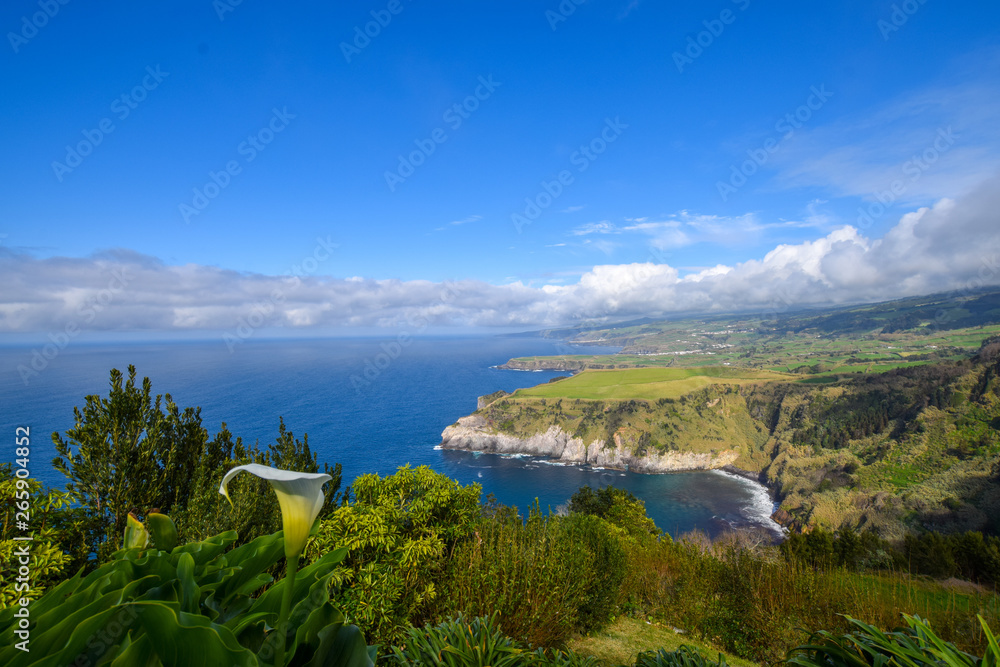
[433, 510, 594, 647]
[618, 532, 1000, 663]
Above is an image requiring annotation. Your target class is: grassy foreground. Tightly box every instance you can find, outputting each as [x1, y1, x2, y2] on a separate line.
[567, 616, 758, 667]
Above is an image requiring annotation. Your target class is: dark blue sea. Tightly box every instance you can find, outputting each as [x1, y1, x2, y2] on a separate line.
[0, 336, 782, 539]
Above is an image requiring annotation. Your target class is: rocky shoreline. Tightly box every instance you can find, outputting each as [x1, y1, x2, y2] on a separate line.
[497, 358, 590, 372]
[440, 414, 741, 474]
[440, 411, 791, 533]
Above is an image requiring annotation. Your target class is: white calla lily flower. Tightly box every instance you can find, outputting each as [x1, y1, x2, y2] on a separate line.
[219, 463, 331, 559]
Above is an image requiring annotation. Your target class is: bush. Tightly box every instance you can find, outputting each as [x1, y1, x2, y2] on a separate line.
[389, 613, 529, 666]
[305, 466, 481, 648]
[389, 614, 601, 666]
[436, 505, 593, 647]
[786, 614, 998, 667]
[635, 645, 727, 667]
[568, 485, 661, 541]
[51, 366, 344, 561]
[903, 531, 1000, 585]
[561, 512, 627, 632]
[0, 464, 87, 609]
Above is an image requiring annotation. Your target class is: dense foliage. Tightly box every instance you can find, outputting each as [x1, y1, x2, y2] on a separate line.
[6, 364, 1000, 666]
[51, 366, 345, 560]
[634, 646, 727, 667]
[0, 463, 84, 605]
[568, 485, 662, 540]
[0, 523, 374, 666]
[786, 614, 999, 667]
[389, 614, 601, 666]
[782, 526, 1000, 585]
[305, 465, 481, 648]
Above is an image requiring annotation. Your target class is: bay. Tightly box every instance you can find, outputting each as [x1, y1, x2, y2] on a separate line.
[1, 336, 782, 538]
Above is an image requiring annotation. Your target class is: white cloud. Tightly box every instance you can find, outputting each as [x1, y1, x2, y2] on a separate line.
[571, 220, 617, 236]
[434, 214, 482, 231]
[2, 177, 999, 333]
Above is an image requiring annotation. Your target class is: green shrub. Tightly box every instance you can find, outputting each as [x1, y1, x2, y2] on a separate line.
[0, 526, 375, 666]
[634, 645, 727, 667]
[561, 512, 627, 632]
[389, 614, 601, 666]
[305, 466, 481, 648]
[436, 506, 593, 647]
[51, 366, 344, 561]
[568, 485, 661, 541]
[0, 463, 86, 609]
[389, 613, 529, 666]
[785, 614, 998, 667]
[696, 546, 787, 662]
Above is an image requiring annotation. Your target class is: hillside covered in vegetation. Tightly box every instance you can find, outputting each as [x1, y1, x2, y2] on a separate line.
[457, 335, 1000, 540]
[2, 364, 999, 665]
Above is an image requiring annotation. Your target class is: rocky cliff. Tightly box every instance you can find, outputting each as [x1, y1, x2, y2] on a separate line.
[440, 414, 740, 473]
[498, 358, 591, 371]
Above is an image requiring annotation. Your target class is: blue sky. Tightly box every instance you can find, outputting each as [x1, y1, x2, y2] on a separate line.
[2, 0, 1000, 336]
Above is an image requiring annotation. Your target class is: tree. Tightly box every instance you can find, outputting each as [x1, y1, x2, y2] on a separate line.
[52, 366, 344, 561]
[568, 485, 661, 539]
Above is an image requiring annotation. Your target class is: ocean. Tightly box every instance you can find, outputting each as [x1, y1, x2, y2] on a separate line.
[1, 336, 783, 539]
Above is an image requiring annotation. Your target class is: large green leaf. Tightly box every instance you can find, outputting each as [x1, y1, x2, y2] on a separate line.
[176, 552, 201, 615]
[110, 633, 157, 666]
[250, 548, 348, 619]
[170, 530, 237, 567]
[293, 601, 345, 655]
[256, 558, 345, 664]
[1, 575, 155, 663]
[309, 623, 374, 667]
[10, 601, 148, 667]
[131, 601, 257, 667]
[216, 532, 285, 601]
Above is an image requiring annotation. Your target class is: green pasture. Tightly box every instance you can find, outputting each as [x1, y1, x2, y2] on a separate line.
[514, 366, 791, 400]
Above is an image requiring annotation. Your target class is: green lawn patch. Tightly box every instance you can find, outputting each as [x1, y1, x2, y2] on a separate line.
[514, 367, 790, 400]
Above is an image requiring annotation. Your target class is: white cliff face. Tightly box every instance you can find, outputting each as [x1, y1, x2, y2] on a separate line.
[440, 414, 739, 473]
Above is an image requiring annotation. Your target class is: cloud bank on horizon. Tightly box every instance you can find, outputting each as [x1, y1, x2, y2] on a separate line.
[3, 174, 998, 335]
[4, 5, 1000, 340]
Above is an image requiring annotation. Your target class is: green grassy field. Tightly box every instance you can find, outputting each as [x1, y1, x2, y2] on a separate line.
[514, 366, 792, 400]
[567, 616, 758, 667]
[504, 318, 1000, 378]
